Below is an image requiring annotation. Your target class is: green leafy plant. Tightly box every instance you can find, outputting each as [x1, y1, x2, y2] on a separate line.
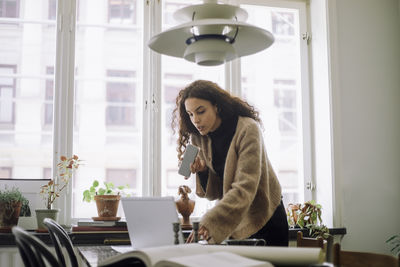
[40, 155, 82, 209]
[386, 234, 400, 256]
[287, 200, 330, 239]
[297, 200, 323, 228]
[82, 180, 131, 203]
[0, 187, 30, 217]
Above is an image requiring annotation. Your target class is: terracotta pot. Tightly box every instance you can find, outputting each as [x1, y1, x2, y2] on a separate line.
[94, 195, 121, 217]
[0, 201, 22, 231]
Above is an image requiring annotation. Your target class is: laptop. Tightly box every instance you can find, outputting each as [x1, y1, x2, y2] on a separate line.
[121, 196, 184, 248]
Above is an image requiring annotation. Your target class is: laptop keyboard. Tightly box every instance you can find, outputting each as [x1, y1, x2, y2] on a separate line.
[78, 245, 120, 264]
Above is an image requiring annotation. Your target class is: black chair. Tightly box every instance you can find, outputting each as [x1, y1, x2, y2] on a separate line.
[43, 218, 79, 267]
[12, 226, 60, 267]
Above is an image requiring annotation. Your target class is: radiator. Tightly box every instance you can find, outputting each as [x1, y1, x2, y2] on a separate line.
[0, 247, 23, 267]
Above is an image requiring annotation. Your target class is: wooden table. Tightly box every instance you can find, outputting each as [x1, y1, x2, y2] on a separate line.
[77, 245, 335, 267]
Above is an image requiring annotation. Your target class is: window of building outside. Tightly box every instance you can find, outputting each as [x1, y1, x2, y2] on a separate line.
[1, 0, 316, 222]
[0, 0, 19, 18]
[0, 65, 16, 125]
[0, 167, 12, 178]
[106, 70, 136, 126]
[108, 0, 137, 24]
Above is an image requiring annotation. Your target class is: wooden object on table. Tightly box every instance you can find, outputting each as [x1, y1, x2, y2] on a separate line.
[333, 243, 400, 267]
[297, 231, 324, 249]
[297, 231, 331, 262]
[175, 185, 195, 229]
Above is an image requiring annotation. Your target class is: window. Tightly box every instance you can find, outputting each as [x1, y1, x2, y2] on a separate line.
[0, 2, 56, 179]
[0, 0, 19, 18]
[273, 79, 297, 134]
[106, 70, 136, 127]
[4, 0, 322, 223]
[0, 65, 16, 125]
[241, 3, 310, 206]
[272, 11, 295, 37]
[0, 167, 12, 178]
[108, 0, 136, 24]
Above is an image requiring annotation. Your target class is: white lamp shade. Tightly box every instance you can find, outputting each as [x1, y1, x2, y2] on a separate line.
[183, 38, 236, 66]
[173, 3, 248, 22]
[148, 18, 275, 61]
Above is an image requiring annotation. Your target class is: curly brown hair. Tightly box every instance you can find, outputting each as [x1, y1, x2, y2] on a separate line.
[171, 80, 262, 160]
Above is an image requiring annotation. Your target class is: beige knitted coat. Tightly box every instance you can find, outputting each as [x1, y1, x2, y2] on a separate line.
[191, 116, 282, 244]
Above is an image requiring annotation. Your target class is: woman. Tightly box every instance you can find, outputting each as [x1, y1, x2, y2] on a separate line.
[172, 80, 289, 246]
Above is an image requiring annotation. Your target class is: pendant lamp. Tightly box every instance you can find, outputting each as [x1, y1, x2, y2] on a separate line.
[147, 0, 275, 66]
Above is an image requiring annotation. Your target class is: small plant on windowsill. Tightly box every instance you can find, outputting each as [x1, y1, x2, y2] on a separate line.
[83, 180, 131, 219]
[40, 155, 82, 209]
[36, 155, 82, 230]
[0, 187, 30, 231]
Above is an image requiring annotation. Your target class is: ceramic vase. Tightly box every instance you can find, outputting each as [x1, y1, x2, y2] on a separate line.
[35, 208, 60, 230]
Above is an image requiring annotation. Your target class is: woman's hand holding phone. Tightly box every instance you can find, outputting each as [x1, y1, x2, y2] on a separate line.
[188, 157, 207, 179]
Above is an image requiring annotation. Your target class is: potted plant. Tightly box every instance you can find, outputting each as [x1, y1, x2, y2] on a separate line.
[287, 200, 330, 239]
[0, 187, 29, 232]
[386, 234, 400, 256]
[36, 155, 81, 230]
[83, 180, 131, 220]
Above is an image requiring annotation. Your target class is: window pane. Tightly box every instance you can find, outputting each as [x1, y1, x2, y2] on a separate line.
[241, 5, 304, 207]
[161, 1, 225, 218]
[72, 0, 143, 218]
[0, 0, 56, 179]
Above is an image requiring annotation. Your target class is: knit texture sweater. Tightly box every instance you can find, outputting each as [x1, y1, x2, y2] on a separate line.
[191, 116, 282, 244]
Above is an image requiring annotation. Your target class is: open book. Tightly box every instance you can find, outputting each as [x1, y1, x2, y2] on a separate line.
[98, 243, 324, 267]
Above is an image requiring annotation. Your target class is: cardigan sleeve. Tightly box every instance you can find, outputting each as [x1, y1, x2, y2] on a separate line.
[200, 121, 264, 243]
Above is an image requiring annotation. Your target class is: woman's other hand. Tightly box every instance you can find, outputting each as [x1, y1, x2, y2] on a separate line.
[184, 157, 207, 180]
[186, 225, 210, 243]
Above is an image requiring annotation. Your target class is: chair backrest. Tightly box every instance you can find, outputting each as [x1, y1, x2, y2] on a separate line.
[297, 231, 334, 262]
[43, 218, 79, 267]
[333, 243, 400, 267]
[12, 226, 60, 267]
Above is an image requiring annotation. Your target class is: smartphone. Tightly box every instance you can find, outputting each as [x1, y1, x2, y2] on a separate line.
[178, 144, 199, 177]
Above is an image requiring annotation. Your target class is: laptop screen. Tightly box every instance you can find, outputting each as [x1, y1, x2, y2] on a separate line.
[121, 196, 184, 248]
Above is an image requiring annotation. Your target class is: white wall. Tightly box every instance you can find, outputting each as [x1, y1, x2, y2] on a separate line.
[328, 0, 400, 254]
